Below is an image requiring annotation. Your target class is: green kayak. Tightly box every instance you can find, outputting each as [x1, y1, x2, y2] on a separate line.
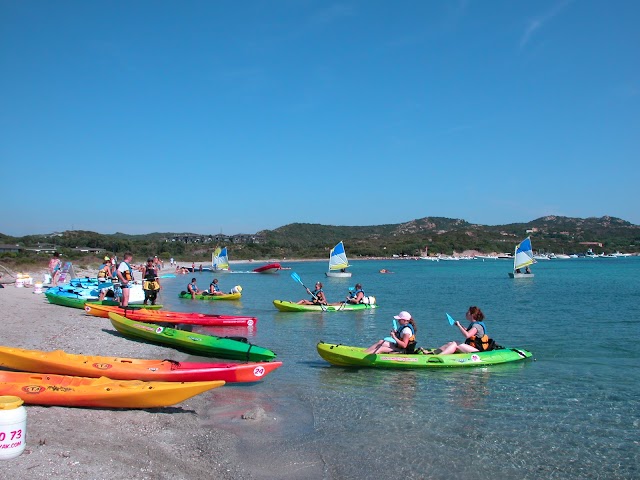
[273, 300, 378, 312]
[108, 313, 276, 361]
[45, 290, 163, 310]
[316, 342, 532, 368]
[179, 291, 241, 301]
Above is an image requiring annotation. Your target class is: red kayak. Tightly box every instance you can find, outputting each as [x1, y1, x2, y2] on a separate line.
[253, 262, 281, 274]
[84, 303, 257, 327]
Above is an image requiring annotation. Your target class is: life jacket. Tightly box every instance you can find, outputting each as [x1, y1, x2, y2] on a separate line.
[464, 321, 494, 351]
[395, 323, 417, 354]
[188, 282, 197, 293]
[143, 267, 159, 290]
[119, 262, 133, 282]
[97, 263, 110, 280]
[350, 288, 365, 303]
[312, 288, 324, 304]
[210, 282, 220, 292]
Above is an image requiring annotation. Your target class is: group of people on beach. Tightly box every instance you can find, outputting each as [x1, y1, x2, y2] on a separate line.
[93, 253, 163, 307]
[365, 306, 495, 356]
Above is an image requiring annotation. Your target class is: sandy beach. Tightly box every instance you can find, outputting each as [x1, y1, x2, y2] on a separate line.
[0, 282, 251, 479]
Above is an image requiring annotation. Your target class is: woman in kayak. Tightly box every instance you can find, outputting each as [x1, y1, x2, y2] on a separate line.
[364, 311, 417, 354]
[428, 306, 492, 354]
[297, 281, 328, 305]
[345, 283, 365, 304]
[208, 278, 225, 296]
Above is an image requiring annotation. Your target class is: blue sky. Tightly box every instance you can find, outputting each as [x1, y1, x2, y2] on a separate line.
[1, 0, 638, 236]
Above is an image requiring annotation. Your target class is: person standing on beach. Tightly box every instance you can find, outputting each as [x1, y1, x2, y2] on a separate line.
[48, 252, 62, 285]
[116, 252, 135, 307]
[97, 256, 114, 301]
[141, 257, 161, 305]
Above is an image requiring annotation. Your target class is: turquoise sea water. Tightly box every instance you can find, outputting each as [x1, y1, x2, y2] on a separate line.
[159, 258, 639, 479]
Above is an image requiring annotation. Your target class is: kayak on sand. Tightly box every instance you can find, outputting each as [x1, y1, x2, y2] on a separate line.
[273, 300, 378, 312]
[316, 342, 532, 368]
[0, 346, 281, 383]
[0, 370, 223, 408]
[85, 303, 256, 327]
[109, 313, 276, 362]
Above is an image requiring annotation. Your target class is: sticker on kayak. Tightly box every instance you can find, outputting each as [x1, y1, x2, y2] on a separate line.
[22, 385, 46, 394]
[92, 363, 113, 370]
[84, 306, 91, 312]
[156, 327, 164, 334]
[253, 366, 265, 377]
[247, 319, 254, 326]
[470, 354, 481, 362]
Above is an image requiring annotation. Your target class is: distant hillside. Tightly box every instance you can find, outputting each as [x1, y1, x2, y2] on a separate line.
[1, 215, 638, 262]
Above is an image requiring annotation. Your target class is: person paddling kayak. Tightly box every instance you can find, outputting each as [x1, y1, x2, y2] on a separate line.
[365, 311, 417, 354]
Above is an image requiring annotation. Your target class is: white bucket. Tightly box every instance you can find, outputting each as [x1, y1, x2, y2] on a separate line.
[0, 396, 27, 460]
[33, 282, 43, 294]
[14, 278, 24, 288]
[23, 277, 33, 286]
[43, 273, 52, 284]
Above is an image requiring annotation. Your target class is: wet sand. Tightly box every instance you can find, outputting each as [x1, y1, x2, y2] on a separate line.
[0, 284, 249, 479]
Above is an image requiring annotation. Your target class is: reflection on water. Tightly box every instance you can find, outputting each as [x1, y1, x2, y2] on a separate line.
[158, 258, 640, 479]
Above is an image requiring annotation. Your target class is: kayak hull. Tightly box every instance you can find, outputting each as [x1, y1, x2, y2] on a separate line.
[85, 303, 255, 326]
[0, 371, 223, 408]
[109, 313, 276, 361]
[253, 263, 281, 273]
[178, 292, 241, 301]
[273, 300, 378, 312]
[45, 284, 146, 308]
[0, 346, 281, 383]
[316, 342, 532, 368]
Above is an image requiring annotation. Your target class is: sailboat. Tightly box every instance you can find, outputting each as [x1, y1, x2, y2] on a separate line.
[508, 237, 536, 278]
[212, 247, 229, 271]
[325, 241, 352, 278]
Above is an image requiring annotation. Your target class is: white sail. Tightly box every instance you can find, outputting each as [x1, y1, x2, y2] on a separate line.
[513, 237, 536, 270]
[328, 241, 350, 271]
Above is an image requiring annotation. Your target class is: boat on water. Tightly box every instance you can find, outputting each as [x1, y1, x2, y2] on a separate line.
[273, 300, 377, 312]
[253, 263, 281, 274]
[212, 247, 230, 271]
[0, 346, 280, 383]
[508, 237, 536, 278]
[316, 343, 532, 368]
[325, 241, 352, 278]
[178, 289, 242, 301]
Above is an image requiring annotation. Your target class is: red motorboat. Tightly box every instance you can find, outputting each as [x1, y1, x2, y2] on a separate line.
[253, 262, 282, 274]
[84, 303, 257, 327]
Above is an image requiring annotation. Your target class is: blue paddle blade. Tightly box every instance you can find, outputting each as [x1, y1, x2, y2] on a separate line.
[446, 313, 455, 326]
[392, 319, 398, 330]
[290, 272, 302, 284]
[384, 336, 397, 344]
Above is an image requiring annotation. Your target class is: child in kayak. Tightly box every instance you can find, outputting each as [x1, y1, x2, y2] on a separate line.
[365, 311, 417, 354]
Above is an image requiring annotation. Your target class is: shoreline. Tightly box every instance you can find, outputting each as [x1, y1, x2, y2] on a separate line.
[0, 286, 252, 479]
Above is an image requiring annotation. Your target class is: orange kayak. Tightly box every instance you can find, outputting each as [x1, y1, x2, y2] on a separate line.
[0, 371, 224, 408]
[84, 302, 257, 327]
[0, 346, 281, 383]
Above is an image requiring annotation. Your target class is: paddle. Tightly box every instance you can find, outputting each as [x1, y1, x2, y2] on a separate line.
[290, 272, 326, 312]
[446, 313, 456, 326]
[384, 319, 398, 343]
